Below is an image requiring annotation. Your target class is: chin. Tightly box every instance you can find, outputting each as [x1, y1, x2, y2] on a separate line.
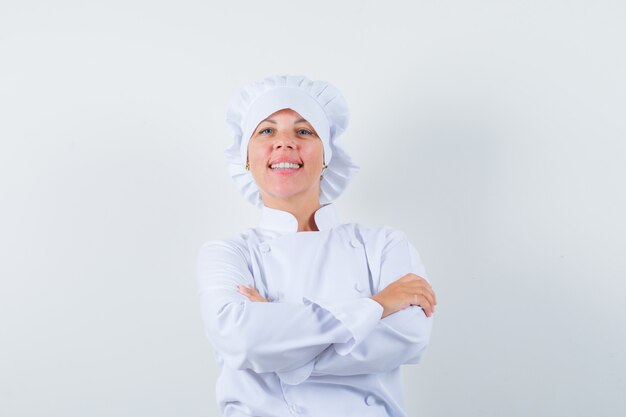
[262, 187, 316, 202]
[267, 191, 304, 201]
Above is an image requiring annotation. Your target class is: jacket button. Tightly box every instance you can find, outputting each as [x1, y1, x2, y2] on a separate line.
[350, 238, 361, 248]
[259, 243, 271, 253]
[364, 394, 376, 406]
[354, 282, 364, 292]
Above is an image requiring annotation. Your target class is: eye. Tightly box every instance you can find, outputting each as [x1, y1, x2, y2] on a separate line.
[258, 127, 274, 135]
[297, 128, 314, 136]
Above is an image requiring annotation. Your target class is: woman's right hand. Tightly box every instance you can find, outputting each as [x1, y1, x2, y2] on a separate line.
[370, 273, 437, 318]
[239, 284, 269, 302]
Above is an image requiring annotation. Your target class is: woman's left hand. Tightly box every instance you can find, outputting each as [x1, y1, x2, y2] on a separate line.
[239, 284, 268, 302]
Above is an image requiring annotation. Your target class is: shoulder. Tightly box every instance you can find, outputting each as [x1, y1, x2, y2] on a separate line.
[197, 229, 255, 262]
[196, 232, 258, 280]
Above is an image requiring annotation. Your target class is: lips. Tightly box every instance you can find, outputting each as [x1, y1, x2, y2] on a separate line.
[269, 157, 302, 169]
[270, 162, 302, 169]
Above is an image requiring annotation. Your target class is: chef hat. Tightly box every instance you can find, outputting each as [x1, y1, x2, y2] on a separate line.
[224, 74, 360, 208]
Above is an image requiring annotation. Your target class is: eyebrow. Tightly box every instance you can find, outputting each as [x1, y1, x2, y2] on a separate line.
[259, 118, 310, 125]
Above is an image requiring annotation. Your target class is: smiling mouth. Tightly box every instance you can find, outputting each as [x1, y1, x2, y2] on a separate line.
[269, 162, 302, 169]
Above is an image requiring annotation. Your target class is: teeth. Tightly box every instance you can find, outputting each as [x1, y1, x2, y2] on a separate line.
[270, 162, 301, 169]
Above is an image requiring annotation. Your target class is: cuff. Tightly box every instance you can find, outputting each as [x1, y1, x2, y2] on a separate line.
[302, 296, 383, 355]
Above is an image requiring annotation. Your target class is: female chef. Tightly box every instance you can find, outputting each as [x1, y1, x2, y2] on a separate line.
[197, 75, 436, 417]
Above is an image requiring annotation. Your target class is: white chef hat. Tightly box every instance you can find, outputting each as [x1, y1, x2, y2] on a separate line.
[224, 74, 360, 208]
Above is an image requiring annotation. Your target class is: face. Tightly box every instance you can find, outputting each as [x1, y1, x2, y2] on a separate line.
[247, 108, 325, 207]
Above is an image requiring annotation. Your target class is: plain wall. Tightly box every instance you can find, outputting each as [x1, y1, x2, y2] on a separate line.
[1, 1, 624, 416]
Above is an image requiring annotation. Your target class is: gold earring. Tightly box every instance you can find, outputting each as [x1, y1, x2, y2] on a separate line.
[320, 163, 327, 180]
[245, 160, 250, 171]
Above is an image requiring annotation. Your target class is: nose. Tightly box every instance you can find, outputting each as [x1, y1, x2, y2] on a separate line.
[272, 133, 297, 150]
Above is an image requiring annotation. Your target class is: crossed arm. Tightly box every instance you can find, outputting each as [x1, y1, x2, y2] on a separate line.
[197, 232, 436, 383]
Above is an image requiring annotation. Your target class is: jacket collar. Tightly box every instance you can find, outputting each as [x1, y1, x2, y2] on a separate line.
[259, 203, 340, 233]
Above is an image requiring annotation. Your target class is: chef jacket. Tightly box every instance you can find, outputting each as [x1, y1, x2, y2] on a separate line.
[197, 202, 433, 417]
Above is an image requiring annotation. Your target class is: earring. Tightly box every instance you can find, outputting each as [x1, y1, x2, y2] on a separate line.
[245, 160, 250, 171]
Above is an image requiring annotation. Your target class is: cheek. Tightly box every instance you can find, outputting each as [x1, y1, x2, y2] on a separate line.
[308, 149, 324, 166]
[247, 142, 267, 162]
[301, 142, 324, 163]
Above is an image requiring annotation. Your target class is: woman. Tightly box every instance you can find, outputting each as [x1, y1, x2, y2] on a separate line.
[197, 75, 436, 417]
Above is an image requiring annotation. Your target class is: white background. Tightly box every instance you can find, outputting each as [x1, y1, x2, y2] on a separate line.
[1, 1, 625, 416]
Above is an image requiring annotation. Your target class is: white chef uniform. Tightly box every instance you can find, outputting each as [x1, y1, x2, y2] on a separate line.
[197, 202, 433, 417]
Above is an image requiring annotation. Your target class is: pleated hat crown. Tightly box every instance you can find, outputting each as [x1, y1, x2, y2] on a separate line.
[224, 75, 359, 208]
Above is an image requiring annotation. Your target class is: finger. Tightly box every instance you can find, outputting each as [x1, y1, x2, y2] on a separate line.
[248, 285, 268, 302]
[405, 273, 426, 282]
[404, 281, 437, 306]
[412, 294, 433, 317]
[420, 288, 436, 310]
[238, 287, 254, 301]
[251, 288, 265, 298]
[250, 295, 266, 302]
[238, 285, 267, 302]
[243, 285, 262, 298]
[401, 274, 432, 291]
[399, 273, 420, 283]
[238, 284, 256, 297]
[239, 284, 255, 292]
[413, 276, 435, 296]
[420, 281, 436, 305]
[407, 273, 431, 286]
[393, 274, 414, 284]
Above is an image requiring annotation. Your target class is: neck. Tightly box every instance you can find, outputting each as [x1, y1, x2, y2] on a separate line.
[262, 194, 322, 232]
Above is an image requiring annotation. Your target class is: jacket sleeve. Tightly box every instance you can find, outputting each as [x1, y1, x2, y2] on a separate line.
[197, 239, 384, 376]
[307, 230, 434, 377]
